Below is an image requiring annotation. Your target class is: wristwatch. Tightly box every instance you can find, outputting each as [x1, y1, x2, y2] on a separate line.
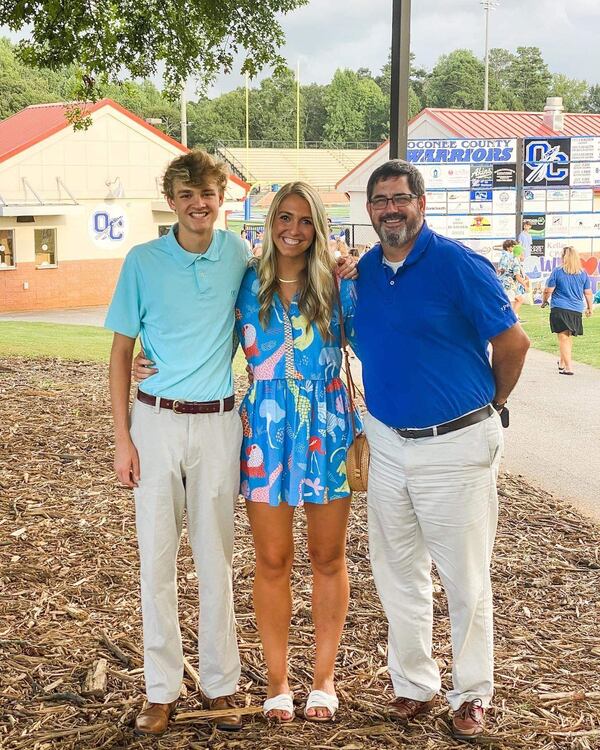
[492, 400, 506, 412]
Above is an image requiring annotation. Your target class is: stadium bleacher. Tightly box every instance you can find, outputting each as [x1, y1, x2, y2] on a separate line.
[217, 146, 375, 190]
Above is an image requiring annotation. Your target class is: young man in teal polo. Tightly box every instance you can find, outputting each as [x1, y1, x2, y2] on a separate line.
[105, 150, 249, 735]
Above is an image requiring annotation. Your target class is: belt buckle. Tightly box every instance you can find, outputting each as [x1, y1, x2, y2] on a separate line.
[172, 399, 185, 414]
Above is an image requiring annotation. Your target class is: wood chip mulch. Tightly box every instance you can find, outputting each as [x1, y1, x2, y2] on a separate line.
[1, 357, 599, 750]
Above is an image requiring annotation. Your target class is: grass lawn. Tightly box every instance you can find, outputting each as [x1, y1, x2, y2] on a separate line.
[0, 321, 248, 375]
[1, 309, 597, 370]
[519, 303, 600, 369]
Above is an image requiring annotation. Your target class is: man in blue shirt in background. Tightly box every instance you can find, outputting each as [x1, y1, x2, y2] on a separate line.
[106, 150, 249, 735]
[355, 160, 530, 740]
[517, 220, 533, 258]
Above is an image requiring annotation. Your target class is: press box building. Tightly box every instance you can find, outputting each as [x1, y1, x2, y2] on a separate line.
[0, 99, 249, 312]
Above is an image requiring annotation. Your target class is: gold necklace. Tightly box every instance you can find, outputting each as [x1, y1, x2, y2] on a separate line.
[277, 277, 298, 283]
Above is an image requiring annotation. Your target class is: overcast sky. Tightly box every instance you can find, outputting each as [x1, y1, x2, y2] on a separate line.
[206, 0, 600, 96]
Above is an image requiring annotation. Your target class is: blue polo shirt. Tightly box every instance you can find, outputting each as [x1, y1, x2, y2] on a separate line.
[355, 222, 517, 429]
[105, 226, 250, 400]
[546, 267, 590, 312]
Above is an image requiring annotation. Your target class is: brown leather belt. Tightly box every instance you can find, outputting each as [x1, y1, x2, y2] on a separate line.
[392, 405, 493, 439]
[137, 390, 235, 414]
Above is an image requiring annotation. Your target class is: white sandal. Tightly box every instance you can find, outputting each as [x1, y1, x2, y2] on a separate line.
[304, 689, 339, 722]
[263, 692, 295, 723]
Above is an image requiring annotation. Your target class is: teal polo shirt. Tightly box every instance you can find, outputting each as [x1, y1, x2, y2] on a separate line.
[105, 225, 250, 400]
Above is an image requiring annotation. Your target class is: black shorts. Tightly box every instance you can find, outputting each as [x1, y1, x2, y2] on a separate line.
[550, 307, 583, 336]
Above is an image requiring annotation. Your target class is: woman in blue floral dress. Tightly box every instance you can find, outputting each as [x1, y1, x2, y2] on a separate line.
[235, 181, 360, 723]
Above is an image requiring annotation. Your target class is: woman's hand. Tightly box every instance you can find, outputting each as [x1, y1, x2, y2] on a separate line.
[585, 308, 593, 318]
[133, 348, 158, 381]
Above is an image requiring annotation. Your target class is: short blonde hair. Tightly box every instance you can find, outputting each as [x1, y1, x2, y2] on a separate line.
[163, 149, 228, 199]
[562, 246, 582, 275]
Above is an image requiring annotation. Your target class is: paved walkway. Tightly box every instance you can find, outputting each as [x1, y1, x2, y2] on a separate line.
[2, 307, 598, 523]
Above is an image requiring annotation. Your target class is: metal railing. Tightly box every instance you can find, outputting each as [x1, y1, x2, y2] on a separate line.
[221, 140, 381, 150]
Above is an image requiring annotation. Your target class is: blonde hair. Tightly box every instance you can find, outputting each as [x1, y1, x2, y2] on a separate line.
[163, 149, 228, 199]
[562, 246, 582, 275]
[257, 181, 335, 340]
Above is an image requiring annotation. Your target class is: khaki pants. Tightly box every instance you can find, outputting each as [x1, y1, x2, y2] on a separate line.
[364, 410, 503, 710]
[130, 397, 243, 702]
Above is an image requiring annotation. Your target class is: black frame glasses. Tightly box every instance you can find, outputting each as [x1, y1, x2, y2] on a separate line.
[369, 193, 420, 210]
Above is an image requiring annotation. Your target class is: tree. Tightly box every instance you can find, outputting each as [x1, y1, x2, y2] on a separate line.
[300, 83, 328, 143]
[486, 48, 520, 110]
[188, 89, 246, 151]
[249, 68, 297, 143]
[550, 74, 589, 113]
[506, 47, 552, 111]
[323, 69, 387, 145]
[585, 84, 600, 114]
[376, 52, 425, 119]
[0, 1, 308, 102]
[424, 50, 484, 109]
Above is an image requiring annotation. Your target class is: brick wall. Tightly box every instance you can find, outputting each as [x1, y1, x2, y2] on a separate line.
[0, 258, 123, 312]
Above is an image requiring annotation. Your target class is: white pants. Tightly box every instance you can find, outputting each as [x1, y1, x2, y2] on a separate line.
[130, 398, 243, 703]
[364, 410, 503, 710]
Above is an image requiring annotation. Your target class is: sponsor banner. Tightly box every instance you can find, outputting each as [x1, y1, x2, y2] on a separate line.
[470, 165, 493, 188]
[425, 191, 447, 213]
[546, 188, 570, 212]
[569, 161, 600, 186]
[420, 164, 471, 188]
[545, 214, 569, 237]
[492, 189, 516, 214]
[570, 213, 600, 237]
[88, 204, 128, 247]
[525, 213, 546, 239]
[407, 138, 517, 164]
[570, 137, 600, 162]
[523, 188, 546, 212]
[531, 239, 545, 256]
[447, 191, 470, 212]
[524, 138, 571, 187]
[493, 163, 517, 187]
[446, 215, 472, 238]
[444, 214, 515, 239]
[426, 215, 447, 234]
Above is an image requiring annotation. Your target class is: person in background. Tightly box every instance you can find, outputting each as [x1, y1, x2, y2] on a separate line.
[542, 245, 593, 375]
[241, 229, 252, 253]
[253, 230, 264, 258]
[511, 244, 530, 320]
[497, 239, 518, 305]
[517, 220, 533, 258]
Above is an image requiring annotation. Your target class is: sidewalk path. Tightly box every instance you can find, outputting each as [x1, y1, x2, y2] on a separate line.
[2, 307, 598, 523]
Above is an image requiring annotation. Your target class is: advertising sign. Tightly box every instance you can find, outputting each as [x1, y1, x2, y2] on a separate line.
[470, 165, 493, 188]
[493, 164, 517, 187]
[523, 138, 571, 187]
[407, 138, 517, 164]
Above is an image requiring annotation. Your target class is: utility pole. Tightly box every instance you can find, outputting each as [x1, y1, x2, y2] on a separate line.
[389, 0, 411, 160]
[482, 0, 499, 111]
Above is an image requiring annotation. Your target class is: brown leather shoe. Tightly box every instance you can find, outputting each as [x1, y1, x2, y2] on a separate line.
[206, 694, 243, 731]
[134, 700, 177, 735]
[389, 696, 435, 722]
[452, 699, 485, 740]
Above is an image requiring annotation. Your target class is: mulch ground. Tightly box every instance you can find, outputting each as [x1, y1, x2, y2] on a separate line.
[1, 357, 599, 750]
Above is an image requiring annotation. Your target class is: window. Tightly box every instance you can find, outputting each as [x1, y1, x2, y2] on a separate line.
[0, 229, 15, 268]
[158, 224, 173, 237]
[35, 228, 57, 267]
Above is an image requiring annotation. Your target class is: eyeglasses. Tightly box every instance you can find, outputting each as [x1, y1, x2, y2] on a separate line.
[369, 193, 420, 210]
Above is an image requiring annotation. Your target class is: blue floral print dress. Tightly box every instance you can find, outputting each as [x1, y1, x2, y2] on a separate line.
[235, 267, 361, 507]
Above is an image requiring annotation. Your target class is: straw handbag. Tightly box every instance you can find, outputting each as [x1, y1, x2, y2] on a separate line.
[333, 278, 369, 493]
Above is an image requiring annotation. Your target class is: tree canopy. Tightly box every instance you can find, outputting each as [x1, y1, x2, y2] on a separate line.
[0, 0, 308, 100]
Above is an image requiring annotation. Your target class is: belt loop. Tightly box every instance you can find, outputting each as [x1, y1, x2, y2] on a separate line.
[219, 398, 224, 415]
[432, 425, 438, 437]
[154, 395, 161, 414]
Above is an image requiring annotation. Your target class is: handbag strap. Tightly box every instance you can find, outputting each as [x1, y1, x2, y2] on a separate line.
[332, 275, 363, 441]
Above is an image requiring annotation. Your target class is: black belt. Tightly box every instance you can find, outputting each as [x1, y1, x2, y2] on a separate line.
[392, 405, 493, 439]
[137, 390, 235, 414]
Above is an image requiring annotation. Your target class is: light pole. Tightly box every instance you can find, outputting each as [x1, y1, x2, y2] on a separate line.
[389, 0, 411, 160]
[481, 0, 499, 111]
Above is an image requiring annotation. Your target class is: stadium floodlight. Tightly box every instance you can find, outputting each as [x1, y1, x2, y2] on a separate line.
[481, 0, 500, 111]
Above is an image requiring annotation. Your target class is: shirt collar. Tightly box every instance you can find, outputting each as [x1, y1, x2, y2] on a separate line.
[375, 220, 433, 269]
[166, 224, 222, 268]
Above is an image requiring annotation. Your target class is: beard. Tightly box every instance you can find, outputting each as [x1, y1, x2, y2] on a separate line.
[376, 210, 424, 248]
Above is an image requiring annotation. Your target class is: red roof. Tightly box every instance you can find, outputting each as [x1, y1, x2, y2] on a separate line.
[416, 107, 600, 138]
[0, 99, 249, 191]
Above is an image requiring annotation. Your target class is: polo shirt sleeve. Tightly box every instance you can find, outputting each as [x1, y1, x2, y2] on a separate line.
[545, 269, 557, 289]
[104, 250, 142, 339]
[451, 249, 517, 342]
[339, 279, 359, 356]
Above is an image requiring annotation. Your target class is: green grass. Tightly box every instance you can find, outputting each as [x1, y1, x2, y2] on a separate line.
[0, 321, 249, 375]
[2, 311, 598, 370]
[519, 304, 600, 368]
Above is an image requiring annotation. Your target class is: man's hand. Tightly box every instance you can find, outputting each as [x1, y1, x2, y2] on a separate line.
[133, 348, 158, 382]
[335, 255, 358, 280]
[114, 437, 140, 488]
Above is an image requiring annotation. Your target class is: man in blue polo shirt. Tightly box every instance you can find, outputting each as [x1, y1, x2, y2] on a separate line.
[105, 150, 249, 735]
[355, 160, 530, 740]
